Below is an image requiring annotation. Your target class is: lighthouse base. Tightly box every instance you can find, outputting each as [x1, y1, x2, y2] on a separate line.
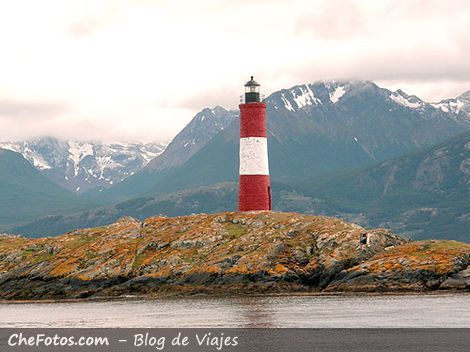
[238, 175, 271, 211]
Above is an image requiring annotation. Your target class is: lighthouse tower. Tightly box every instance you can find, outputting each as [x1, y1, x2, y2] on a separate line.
[238, 76, 271, 211]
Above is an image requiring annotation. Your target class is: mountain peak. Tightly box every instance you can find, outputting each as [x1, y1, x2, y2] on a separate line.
[458, 90, 470, 101]
[395, 89, 408, 96]
[210, 105, 228, 114]
[195, 106, 231, 121]
[267, 80, 387, 112]
[143, 106, 237, 173]
[389, 89, 424, 109]
[430, 91, 470, 117]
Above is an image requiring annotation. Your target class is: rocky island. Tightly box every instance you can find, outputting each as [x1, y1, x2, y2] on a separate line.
[0, 212, 468, 300]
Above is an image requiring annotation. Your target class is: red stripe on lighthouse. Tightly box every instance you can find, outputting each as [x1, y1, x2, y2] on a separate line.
[240, 102, 267, 137]
[238, 175, 271, 211]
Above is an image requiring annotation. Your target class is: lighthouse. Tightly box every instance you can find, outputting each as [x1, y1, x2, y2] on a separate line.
[238, 76, 272, 211]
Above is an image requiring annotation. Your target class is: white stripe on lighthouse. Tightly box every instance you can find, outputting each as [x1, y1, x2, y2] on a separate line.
[239, 137, 269, 175]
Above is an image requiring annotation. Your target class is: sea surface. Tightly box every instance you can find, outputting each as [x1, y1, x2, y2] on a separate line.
[1, 294, 469, 328]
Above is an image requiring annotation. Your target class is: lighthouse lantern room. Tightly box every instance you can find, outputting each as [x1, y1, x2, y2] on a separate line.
[244, 76, 261, 103]
[238, 76, 272, 211]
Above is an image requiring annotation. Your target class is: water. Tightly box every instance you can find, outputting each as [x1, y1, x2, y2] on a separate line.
[1, 294, 469, 328]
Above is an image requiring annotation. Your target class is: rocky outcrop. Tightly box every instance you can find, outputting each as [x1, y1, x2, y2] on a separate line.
[326, 240, 470, 292]
[0, 212, 467, 300]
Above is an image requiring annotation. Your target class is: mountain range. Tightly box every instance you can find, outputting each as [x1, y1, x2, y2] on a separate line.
[2, 80, 470, 240]
[96, 81, 470, 202]
[0, 138, 166, 193]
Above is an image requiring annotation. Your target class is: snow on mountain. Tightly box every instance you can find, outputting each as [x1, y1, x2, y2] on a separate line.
[329, 85, 346, 103]
[389, 90, 424, 109]
[0, 138, 167, 193]
[431, 100, 465, 114]
[0, 142, 53, 170]
[267, 81, 470, 129]
[386, 89, 470, 126]
[430, 91, 470, 123]
[291, 85, 321, 109]
[68, 141, 94, 177]
[269, 81, 352, 112]
[281, 93, 295, 111]
[259, 80, 470, 165]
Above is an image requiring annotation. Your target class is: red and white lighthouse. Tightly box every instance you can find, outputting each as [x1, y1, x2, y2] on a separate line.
[238, 76, 272, 211]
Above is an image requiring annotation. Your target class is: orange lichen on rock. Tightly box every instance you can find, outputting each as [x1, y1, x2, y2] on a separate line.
[356, 240, 470, 274]
[0, 213, 468, 299]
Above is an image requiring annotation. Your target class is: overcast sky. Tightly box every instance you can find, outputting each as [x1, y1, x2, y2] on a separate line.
[1, 0, 469, 142]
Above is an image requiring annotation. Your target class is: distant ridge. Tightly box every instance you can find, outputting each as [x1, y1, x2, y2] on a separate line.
[0, 149, 95, 230]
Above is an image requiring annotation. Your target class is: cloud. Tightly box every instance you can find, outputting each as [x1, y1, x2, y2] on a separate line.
[0, 0, 469, 142]
[68, 19, 105, 38]
[0, 99, 191, 143]
[0, 100, 68, 120]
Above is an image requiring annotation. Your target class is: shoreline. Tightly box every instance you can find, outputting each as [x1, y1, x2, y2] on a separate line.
[1, 290, 468, 304]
